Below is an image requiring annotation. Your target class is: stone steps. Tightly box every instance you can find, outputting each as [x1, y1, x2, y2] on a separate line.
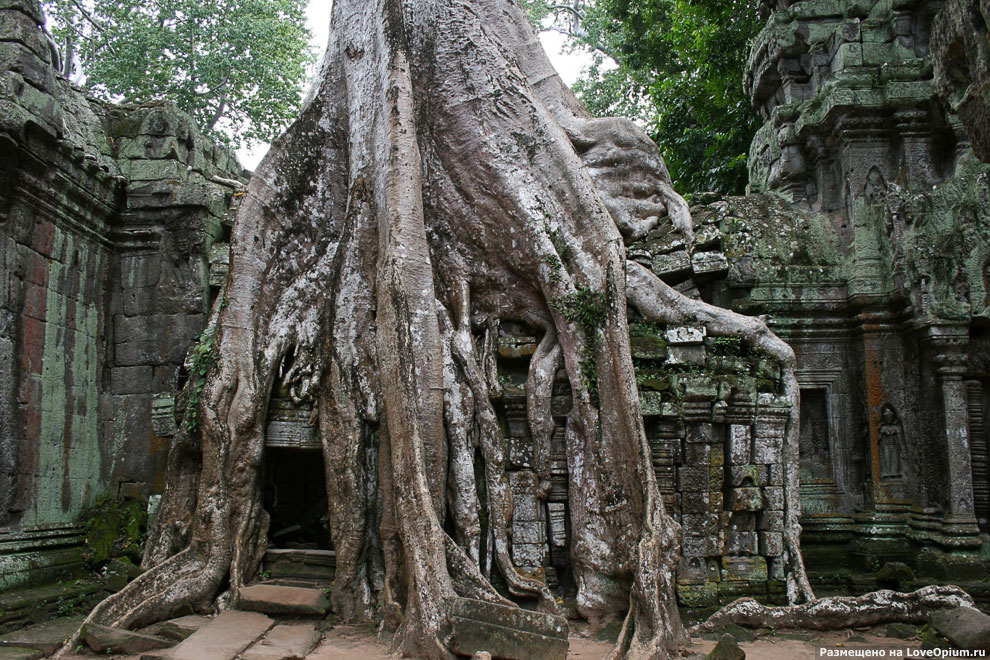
[239, 584, 330, 617]
[163, 610, 274, 660]
[261, 548, 335, 585]
[242, 624, 322, 660]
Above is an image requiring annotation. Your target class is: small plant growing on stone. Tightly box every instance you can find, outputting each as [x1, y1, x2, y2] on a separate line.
[185, 326, 218, 432]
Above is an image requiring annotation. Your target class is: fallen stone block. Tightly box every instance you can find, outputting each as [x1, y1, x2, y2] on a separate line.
[706, 633, 745, 660]
[167, 610, 274, 660]
[82, 623, 174, 654]
[242, 624, 322, 660]
[930, 606, 990, 652]
[0, 647, 43, 660]
[0, 616, 84, 655]
[447, 597, 568, 660]
[239, 584, 329, 616]
[155, 615, 211, 642]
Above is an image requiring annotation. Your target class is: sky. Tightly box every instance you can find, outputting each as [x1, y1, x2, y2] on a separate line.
[236, 2, 592, 169]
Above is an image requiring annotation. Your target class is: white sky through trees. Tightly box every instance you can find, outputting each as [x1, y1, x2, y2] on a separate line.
[236, 1, 590, 169]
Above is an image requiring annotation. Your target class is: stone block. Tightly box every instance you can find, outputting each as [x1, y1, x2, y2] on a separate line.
[547, 503, 567, 547]
[447, 598, 568, 660]
[665, 326, 706, 344]
[681, 491, 709, 515]
[767, 463, 783, 486]
[929, 607, 990, 652]
[752, 433, 782, 465]
[151, 394, 177, 437]
[834, 42, 863, 68]
[512, 520, 545, 545]
[110, 366, 152, 395]
[729, 465, 766, 487]
[242, 624, 321, 660]
[682, 535, 707, 558]
[265, 398, 319, 449]
[684, 442, 710, 466]
[629, 334, 667, 360]
[83, 624, 173, 655]
[156, 616, 210, 642]
[760, 532, 784, 557]
[678, 556, 709, 584]
[0, 615, 86, 655]
[727, 425, 751, 465]
[676, 582, 719, 608]
[681, 514, 709, 537]
[119, 255, 161, 289]
[707, 633, 745, 660]
[509, 471, 542, 520]
[666, 345, 706, 366]
[769, 557, 786, 581]
[759, 510, 784, 532]
[102, 558, 142, 592]
[707, 532, 726, 556]
[721, 556, 768, 582]
[167, 611, 273, 660]
[709, 467, 724, 492]
[686, 422, 713, 444]
[764, 487, 784, 511]
[238, 585, 329, 616]
[639, 391, 664, 416]
[729, 487, 762, 512]
[550, 394, 571, 416]
[677, 466, 709, 492]
[725, 531, 758, 555]
[512, 542, 545, 568]
[652, 251, 691, 278]
[509, 434, 533, 468]
[691, 251, 728, 277]
[114, 340, 161, 366]
[115, 313, 159, 343]
[121, 286, 157, 317]
[710, 444, 724, 467]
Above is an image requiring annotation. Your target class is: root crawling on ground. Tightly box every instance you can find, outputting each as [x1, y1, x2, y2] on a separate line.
[693, 585, 975, 633]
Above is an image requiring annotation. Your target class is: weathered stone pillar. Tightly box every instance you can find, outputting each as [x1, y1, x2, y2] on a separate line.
[0, 308, 16, 525]
[925, 326, 978, 529]
[913, 326, 985, 578]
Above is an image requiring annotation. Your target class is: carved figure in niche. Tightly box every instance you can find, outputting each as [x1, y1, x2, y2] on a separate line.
[799, 389, 832, 483]
[864, 166, 887, 206]
[878, 403, 906, 479]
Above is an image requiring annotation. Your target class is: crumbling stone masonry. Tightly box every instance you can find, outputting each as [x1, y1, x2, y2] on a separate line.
[0, 0, 244, 590]
[689, 0, 990, 587]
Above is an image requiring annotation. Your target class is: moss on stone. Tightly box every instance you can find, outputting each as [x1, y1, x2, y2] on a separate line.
[80, 496, 147, 568]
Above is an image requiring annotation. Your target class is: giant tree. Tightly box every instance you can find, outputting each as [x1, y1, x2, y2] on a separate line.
[59, 0, 970, 658]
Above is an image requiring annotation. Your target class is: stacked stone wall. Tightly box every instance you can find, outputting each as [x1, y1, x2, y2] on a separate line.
[0, 0, 244, 590]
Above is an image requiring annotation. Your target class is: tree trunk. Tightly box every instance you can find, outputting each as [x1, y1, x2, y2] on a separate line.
[60, 1, 824, 658]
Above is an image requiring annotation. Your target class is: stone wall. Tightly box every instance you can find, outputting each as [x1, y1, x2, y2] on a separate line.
[695, 0, 990, 586]
[0, 0, 244, 589]
[490, 217, 793, 608]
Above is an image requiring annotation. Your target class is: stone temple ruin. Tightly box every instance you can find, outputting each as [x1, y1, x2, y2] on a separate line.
[1, 0, 990, 628]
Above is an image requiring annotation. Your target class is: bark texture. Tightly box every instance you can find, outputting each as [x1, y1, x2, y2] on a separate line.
[60, 1, 825, 658]
[692, 586, 975, 632]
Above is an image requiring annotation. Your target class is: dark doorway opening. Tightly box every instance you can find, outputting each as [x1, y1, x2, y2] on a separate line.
[262, 447, 332, 549]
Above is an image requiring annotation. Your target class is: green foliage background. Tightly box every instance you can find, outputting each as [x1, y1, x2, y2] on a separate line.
[525, 0, 765, 195]
[42, 0, 314, 148]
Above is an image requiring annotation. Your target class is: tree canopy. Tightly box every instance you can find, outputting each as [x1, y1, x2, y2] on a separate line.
[42, 0, 314, 148]
[525, 0, 765, 196]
